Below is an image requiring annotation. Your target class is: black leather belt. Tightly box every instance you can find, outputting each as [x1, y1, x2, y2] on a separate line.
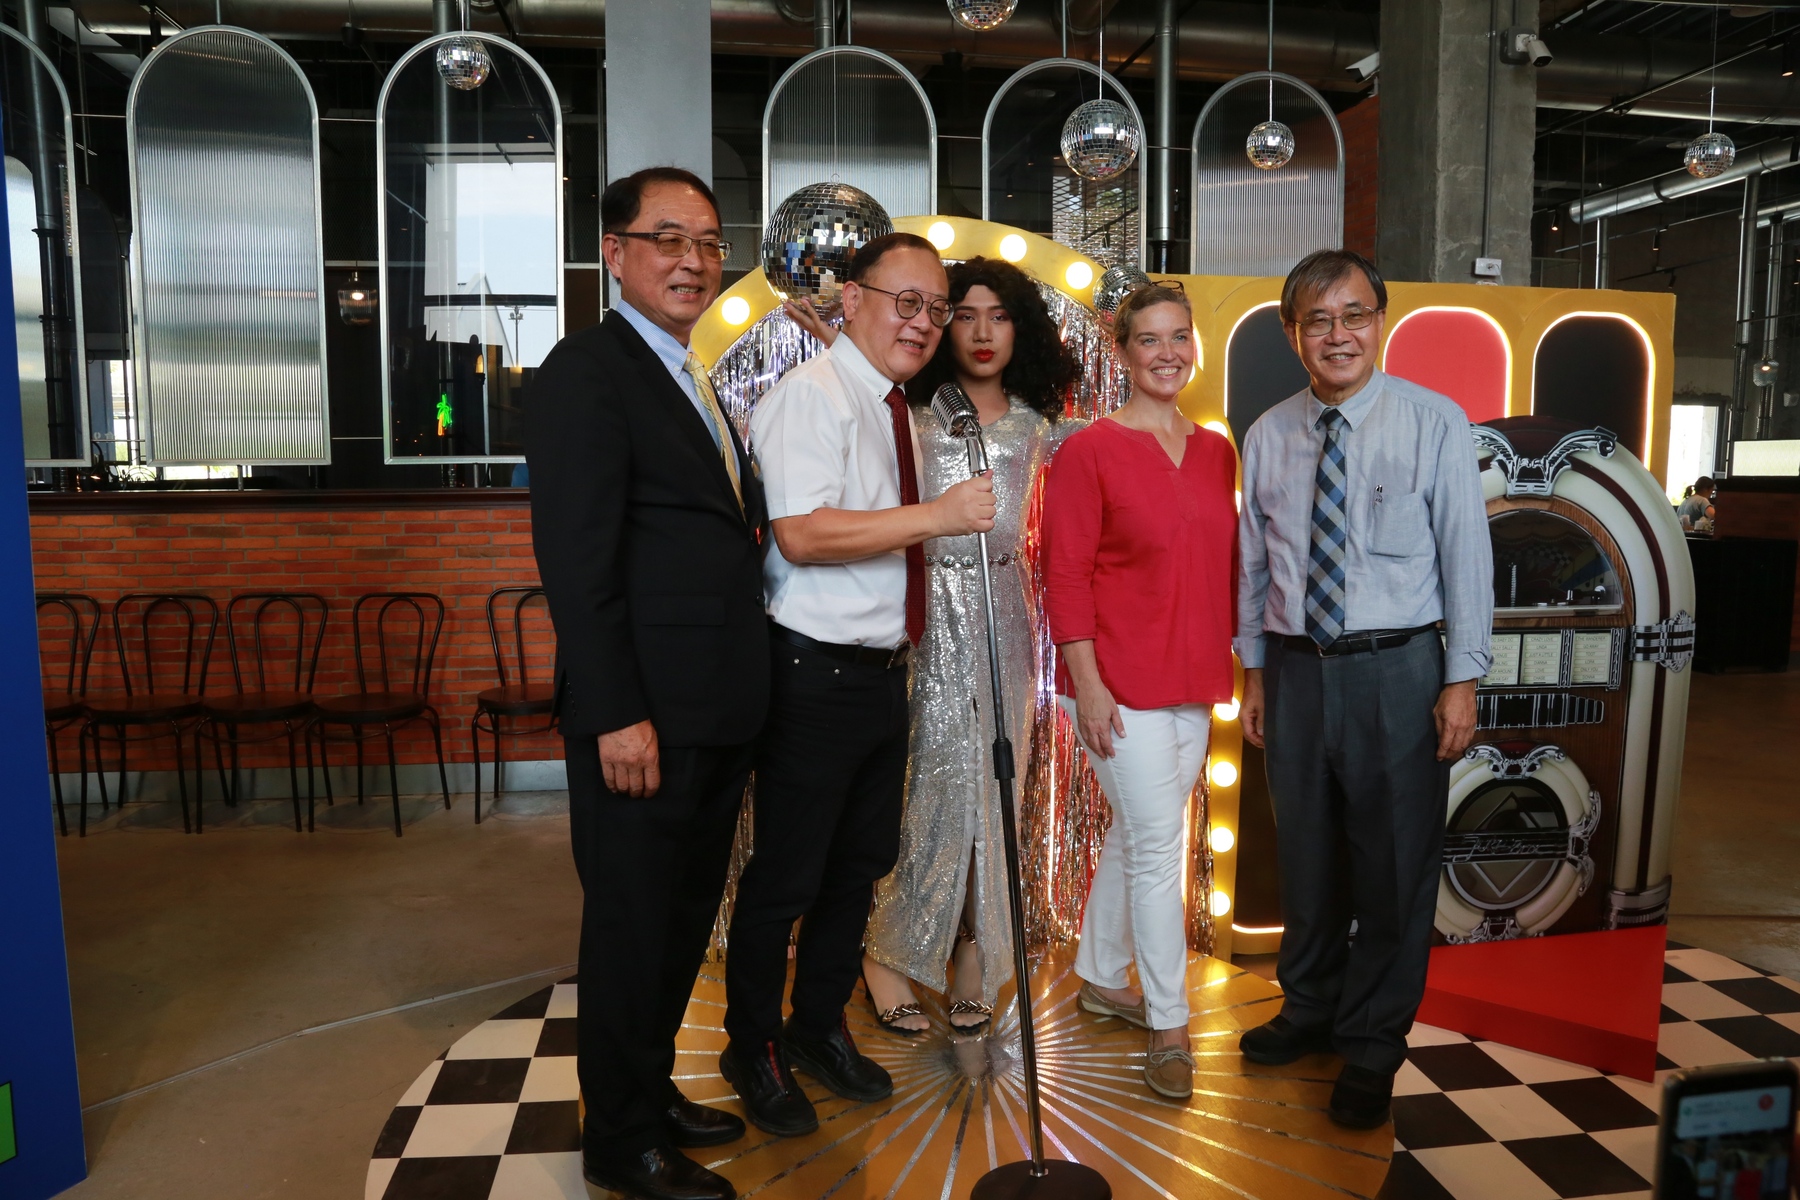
[772, 623, 911, 669]
[1277, 624, 1439, 658]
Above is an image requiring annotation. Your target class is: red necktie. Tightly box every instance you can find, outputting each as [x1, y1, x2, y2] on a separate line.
[882, 386, 927, 647]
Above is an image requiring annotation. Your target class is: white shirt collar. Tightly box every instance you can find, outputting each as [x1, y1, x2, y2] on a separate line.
[826, 331, 899, 402]
[613, 298, 692, 377]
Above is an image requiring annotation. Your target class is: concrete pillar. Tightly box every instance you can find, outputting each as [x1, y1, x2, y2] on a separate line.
[604, 0, 712, 186]
[1377, 0, 1535, 286]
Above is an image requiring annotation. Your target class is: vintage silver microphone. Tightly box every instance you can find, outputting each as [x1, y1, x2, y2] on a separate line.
[930, 384, 1110, 1200]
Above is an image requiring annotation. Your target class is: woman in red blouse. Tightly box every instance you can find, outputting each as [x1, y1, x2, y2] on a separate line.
[1042, 283, 1238, 1102]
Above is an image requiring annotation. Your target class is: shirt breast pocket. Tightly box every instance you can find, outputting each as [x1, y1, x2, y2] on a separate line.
[1370, 492, 1430, 558]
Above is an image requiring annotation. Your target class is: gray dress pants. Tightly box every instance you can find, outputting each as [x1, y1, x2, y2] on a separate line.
[1262, 632, 1450, 1075]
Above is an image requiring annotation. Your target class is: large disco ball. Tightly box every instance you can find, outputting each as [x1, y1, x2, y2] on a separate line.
[947, 0, 1018, 31]
[435, 36, 491, 90]
[1246, 119, 1296, 170]
[1684, 130, 1736, 179]
[1061, 98, 1141, 181]
[761, 182, 894, 316]
[1092, 264, 1150, 322]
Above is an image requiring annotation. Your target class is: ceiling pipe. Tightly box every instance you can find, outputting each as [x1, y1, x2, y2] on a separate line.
[1564, 139, 1800, 224]
[812, 0, 832, 48]
[1148, 0, 1177, 270]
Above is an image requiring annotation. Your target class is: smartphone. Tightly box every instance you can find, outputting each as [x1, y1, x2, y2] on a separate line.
[1655, 1059, 1798, 1199]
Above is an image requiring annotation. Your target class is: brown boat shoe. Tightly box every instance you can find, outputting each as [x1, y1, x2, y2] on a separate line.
[1145, 1044, 1194, 1100]
[1078, 981, 1151, 1029]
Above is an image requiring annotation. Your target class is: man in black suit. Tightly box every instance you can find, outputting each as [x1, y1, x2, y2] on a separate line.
[527, 166, 763, 1200]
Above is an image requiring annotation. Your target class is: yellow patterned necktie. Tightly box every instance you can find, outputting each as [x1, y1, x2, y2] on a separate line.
[683, 351, 743, 513]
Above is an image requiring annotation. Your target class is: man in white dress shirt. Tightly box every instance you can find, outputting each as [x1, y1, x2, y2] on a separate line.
[720, 233, 996, 1137]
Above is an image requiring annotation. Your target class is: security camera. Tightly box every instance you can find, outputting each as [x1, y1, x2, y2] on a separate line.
[1499, 26, 1553, 68]
[1346, 50, 1380, 82]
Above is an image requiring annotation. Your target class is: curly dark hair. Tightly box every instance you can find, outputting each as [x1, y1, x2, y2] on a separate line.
[907, 257, 1077, 421]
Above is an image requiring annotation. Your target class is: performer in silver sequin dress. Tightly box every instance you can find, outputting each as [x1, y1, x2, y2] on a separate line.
[857, 259, 1081, 1032]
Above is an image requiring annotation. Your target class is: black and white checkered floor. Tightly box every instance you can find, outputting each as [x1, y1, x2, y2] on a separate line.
[365, 944, 1800, 1199]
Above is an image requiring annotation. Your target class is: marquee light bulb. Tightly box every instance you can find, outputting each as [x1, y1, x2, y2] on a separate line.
[1210, 890, 1232, 917]
[1209, 826, 1235, 854]
[1210, 759, 1239, 788]
[999, 234, 1028, 263]
[1064, 260, 1095, 290]
[1204, 420, 1229, 438]
[927, 221, 957, 251]
[720, 295, 752, 326]
[1213, 699, 1239, 722]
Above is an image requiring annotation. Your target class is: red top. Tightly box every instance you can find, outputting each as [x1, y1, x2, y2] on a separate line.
[1042, 418, 1238, 710]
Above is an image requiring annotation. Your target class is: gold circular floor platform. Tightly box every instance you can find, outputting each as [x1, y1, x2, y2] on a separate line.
[676, 949, 1391, 1200]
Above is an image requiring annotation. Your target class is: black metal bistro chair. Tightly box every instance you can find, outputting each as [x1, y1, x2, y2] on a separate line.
[197, 593, 329, 832]
[310, 592, 450, 837]
[80, 593, 218, 835]
[37, 593, 100, 836]
[471, 585, 557, 823]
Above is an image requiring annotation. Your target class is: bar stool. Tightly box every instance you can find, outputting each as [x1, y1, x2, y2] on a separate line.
[310, 592, 450, 837]
[471, 585, 557, 822]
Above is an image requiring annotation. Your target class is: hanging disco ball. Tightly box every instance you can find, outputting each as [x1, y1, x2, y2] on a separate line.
[1061, 98, 1142, 181]
[435, 36, 492, 91]
[1246, 119, 1296, 170]
[1684, 130, 1736, 179]
[761, 182, 895, 317]
[947, 0, 1019, 31]
[1092, 264, 1150, 322]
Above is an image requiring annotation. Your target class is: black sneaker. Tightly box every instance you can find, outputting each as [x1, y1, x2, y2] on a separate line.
[718, 1040, 819, 1138]
[1328, 1063, 1394, 1129]
[783, 1017, 893, 1103]
[1238, 1014, 1335, 1065]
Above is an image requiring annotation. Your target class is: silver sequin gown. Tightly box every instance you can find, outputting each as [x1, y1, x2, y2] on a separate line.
[866, 398, 1080, 1004]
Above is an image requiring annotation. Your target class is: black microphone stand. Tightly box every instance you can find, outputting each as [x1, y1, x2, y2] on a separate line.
[957, 427, 1110, 1200]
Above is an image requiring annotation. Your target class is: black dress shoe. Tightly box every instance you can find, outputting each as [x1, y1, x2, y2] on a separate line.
[1328, 1063, 1394, 1130]
[666, 1096, 745, 1148]
[1238, 1014, 1335, 1065]
[583, 1144, 735, 1200]
[782, 1017, 893, 1103]
[718, 1040, 819, 1138]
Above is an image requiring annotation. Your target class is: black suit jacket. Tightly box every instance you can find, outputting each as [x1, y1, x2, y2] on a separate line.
[525, 311, 769, 745]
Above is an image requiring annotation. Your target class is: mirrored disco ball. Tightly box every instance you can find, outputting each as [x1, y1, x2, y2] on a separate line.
[1092, 264, 1150, 321]
[1684, 130, 1736, 179]
[1246, 119, 1296, 170]
[1061, 98, 1141, 181]
[947, 0, 1019, 31]
[761, 182, 895, 316]
[435, 36, 492, 90]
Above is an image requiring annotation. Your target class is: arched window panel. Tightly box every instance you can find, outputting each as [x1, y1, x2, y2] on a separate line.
[1383, 307, 1511, 423]
[1, 26, 88, 465]
[128, 27, 328, 466]
[984, 60, 1146, 268]
[763, 48, 935, 222]
[1190, 72, 1343, 278]
[1223, 302, 1307, 444]
[378, 33, 562, 464]
[1532, 314, 1653, 462]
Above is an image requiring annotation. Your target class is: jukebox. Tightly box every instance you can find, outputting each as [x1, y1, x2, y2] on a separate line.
[1437, 418, 1696, 943]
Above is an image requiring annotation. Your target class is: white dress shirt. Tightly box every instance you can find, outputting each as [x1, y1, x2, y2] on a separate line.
[612, 299, 720, 450]
[1235, 369, 1494, 683]
[750, 335, 923, 648]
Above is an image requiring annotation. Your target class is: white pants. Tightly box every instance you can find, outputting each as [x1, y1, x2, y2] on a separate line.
[1060, 698, 1211, 1031]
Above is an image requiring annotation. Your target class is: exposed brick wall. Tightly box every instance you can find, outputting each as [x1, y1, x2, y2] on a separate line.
[30, 493, 561, 773]
[1340, 94, 1379, 262]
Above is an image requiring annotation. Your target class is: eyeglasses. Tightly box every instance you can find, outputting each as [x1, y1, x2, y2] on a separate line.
[1294, 306, 1381, 338]
[858, 284, 954, 327]
[613, 231, 733, 262]
[1148, 279, 1185, 292]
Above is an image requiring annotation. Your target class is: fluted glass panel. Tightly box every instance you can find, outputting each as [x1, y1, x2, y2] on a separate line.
[1, 27, 88, 464]
[129, 27, 327, 465]
[379, 34, 561, 462]
[765, 48, 935, 221]
[1190, 73, 1343, 278]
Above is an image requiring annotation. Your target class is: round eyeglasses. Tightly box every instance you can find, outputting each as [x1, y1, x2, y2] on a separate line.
[858, 284, 954, 327]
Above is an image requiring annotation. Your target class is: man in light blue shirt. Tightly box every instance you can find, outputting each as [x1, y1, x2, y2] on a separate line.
[1234, 249, 1493, 1130]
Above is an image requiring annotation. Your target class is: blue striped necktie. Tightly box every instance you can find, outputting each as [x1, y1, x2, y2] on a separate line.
[1304, 407, 1349, 648]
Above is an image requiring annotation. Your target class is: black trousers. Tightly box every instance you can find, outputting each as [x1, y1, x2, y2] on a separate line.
[566, 734, 752, 1157]
[723, 640, 911, 1048]
[1262, 632, 1450, 1075]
